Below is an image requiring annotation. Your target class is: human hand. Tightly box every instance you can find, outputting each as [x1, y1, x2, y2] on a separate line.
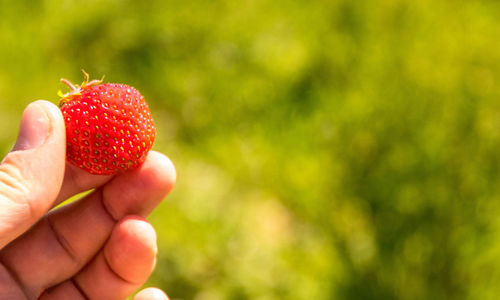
[0, 101, 175, 299]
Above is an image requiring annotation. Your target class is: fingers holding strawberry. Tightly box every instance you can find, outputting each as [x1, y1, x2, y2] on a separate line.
[0, 72, 174, 299]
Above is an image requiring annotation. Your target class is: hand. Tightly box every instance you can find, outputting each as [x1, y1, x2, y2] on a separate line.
[0, 101, 176, 299]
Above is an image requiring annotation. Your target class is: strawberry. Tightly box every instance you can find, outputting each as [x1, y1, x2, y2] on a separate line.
[59, 71, 156, 175]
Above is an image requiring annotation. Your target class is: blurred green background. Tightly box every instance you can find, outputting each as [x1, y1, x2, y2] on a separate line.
[2, 0, 500, 299]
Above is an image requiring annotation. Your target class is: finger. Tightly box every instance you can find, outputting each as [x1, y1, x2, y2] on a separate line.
[40, 216, 157, 300]
[133, 288, 170, 300]
[0, 151, 175, 298]
[0, 100, 65, 249]
[54, 163, 113, 206]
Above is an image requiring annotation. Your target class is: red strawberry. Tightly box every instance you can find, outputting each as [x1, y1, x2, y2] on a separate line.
[59, 71, 156, 175]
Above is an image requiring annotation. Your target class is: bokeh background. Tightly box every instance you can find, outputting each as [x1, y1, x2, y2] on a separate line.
[1, 0, 500, 299]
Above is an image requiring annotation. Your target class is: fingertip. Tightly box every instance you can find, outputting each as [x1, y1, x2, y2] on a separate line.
[118, 215, 158, 254]
[142, 151, 177, 195]
[31, 100, 63, 123]
[11, 100, 63, 153]
[134, 287, 170, 300]
[104, 216, 158, 284]
[29, 100, 65, 143]
[25, 100, 66, 157]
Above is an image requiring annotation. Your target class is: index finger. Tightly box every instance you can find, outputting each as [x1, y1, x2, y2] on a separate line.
[54, 162, 113, 205]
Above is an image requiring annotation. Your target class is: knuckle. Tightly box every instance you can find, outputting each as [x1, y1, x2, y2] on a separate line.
[0, 159, 31, 203]
[0, 154, 36, 219]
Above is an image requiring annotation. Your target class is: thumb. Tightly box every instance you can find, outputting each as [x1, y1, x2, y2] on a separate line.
[0, 100, 66, 248]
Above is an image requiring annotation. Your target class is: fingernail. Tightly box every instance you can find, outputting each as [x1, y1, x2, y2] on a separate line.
[12, 103, 50, 151]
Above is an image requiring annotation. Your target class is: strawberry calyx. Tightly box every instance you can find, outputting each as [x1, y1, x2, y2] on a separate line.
[59, 70, 104, 107]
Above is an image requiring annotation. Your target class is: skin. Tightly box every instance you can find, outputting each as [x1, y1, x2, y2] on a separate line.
[0, 100, 175, 299]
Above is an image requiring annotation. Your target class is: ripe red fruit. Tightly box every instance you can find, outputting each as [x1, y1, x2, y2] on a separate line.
[59, 71, 156, 175]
